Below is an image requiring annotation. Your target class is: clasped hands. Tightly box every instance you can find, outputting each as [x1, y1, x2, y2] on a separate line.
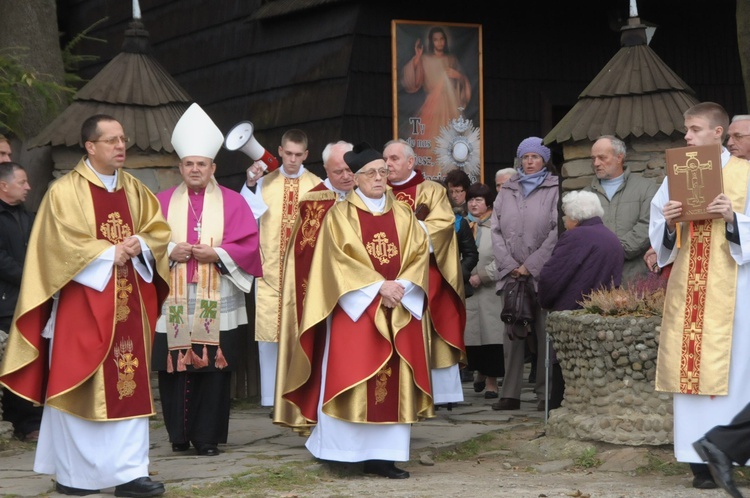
[113, 236, 142, 267]
[171, 241, 219, 264]
[663, 193, 734, 230]
[380, 280, 405, 309]
[509, 264, 529, 279]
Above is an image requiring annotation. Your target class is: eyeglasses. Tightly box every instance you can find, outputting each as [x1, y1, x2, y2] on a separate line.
[90, 136, 130, 145]
[357, 167, 389, 178]
[728, 133, 750, 141]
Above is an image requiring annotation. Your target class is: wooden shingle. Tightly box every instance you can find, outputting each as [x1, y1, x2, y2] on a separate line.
[545, 20, 699, 145]
[28, 20, 192, 153]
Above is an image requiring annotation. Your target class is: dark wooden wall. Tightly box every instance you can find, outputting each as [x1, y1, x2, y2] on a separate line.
[54, 0, 742, 400]
[58, 0, 742, 187]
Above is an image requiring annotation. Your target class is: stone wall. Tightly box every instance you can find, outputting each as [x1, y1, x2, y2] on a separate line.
[545, 311, 673, 446]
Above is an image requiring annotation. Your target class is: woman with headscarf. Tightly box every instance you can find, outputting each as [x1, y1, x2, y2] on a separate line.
[490, 137, 559, 411]
[464, 182, 504, 399]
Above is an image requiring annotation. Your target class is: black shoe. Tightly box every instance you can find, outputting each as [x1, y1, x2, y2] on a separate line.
[172, 442, 190, 452]
[55, 483, 100, 496]
[692, 437, 742, 497]
[114, 477, 165, 497]
[363, 460, 410, 479]
[473, 380, 486, 393]
[196, 444, 220, 456]
[484, 390, 498, 399]
[691, 474, 719, 490]
[491, 397, 520, 411]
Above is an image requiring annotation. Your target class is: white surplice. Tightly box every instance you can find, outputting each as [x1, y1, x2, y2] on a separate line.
[649, 149, 750, 463]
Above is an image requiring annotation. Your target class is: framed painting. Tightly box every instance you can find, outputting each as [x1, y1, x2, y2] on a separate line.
[391, 20, 483, 181]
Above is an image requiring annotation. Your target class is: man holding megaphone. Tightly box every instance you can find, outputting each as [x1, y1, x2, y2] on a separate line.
[238, 129, 322, 411]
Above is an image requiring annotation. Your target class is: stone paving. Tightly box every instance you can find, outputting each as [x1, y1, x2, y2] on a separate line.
[0, 376, 549, 496]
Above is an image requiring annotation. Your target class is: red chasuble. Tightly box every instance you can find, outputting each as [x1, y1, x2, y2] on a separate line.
[287, 206, 430, 423]
[389, 173, 466, 366]
[48, 186, 158, 418]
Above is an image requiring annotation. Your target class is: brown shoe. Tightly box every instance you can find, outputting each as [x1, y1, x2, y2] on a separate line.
[491, 398, 520, 411]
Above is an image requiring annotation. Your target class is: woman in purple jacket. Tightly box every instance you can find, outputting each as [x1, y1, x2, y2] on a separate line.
[491, 137, 559, 412]
[538, 190, 624, 409]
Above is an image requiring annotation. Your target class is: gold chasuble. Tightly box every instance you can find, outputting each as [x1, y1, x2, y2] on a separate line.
[0, 159, 170, 420]
[389, 175, 467, 368]
[274, 183, 337, 429]
[276, 192, 434, 431]
[256, 169, 321, 342]
[656, 156, 750, 395]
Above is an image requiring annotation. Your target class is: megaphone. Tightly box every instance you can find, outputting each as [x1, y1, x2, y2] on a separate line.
[224, 121, 279, 172]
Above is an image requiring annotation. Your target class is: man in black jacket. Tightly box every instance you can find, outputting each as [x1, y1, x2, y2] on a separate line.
[0, 160, 42, 442]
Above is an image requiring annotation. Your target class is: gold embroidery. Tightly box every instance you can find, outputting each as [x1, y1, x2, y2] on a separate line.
[100, 212, 132, 244]
[276, 179, 301, 340]
[678, 220, 711, 394]
[115, 266, 132, 323]
[374, 365, 392, 404]
[300, 202, 326, 248]
[114, 337, 138, 399]
[366, 232, 399, 264]
[394, 191, 415, 209]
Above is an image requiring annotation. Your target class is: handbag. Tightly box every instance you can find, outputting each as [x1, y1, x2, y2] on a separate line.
[501, 275, 537, 332]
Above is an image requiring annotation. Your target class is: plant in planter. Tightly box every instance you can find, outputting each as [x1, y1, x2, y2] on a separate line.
[545, 274, 672, 446]
[578, 274, 667, 317]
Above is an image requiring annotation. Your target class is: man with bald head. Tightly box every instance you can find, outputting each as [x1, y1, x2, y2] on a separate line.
[726, 115, 750, 161]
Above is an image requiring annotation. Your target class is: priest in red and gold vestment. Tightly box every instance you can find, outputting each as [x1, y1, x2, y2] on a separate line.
[240, 129, 321, 408]
[274, 141, 354, 427]
[276, 144, 433, 479]
[384, 138, 467, 405]
[0, 115, 170, 497]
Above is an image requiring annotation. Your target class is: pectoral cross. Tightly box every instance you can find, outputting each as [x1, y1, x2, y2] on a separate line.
[194, 222, 202, 239]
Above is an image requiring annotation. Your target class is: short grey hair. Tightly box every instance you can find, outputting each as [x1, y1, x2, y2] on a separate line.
[495, 168, 517, 180]
[732, 115, 750, 123]
[562, 190, 604, 221]
[598, 135, 626, 157]
[384, 138, 416, 160]
[322, 140, 353, 165]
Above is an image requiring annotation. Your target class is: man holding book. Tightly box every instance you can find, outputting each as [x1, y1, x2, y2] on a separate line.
[649, 102, 750, 491]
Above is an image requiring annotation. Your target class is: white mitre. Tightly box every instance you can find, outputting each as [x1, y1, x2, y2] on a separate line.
[171, 103, 224, 160]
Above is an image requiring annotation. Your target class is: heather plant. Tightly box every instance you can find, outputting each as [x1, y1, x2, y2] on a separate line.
[578, 274, 667, 317]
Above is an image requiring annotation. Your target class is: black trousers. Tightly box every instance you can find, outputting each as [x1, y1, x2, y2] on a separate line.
[1, 316, 43, 435]
[706, 400, 750, 465]
[158, 370, 232, 447]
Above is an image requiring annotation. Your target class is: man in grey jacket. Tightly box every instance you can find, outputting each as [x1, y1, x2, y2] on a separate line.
[586, 135, 657, 283]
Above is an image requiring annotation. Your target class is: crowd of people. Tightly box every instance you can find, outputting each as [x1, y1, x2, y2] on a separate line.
[0, 100, 749, 498]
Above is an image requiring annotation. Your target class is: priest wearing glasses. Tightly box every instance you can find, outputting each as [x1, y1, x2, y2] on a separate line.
[153, 103, 262, 457]
[276, 143, 433, 479]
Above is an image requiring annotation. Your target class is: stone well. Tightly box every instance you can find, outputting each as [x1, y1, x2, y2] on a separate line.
[545, 311, 673, 446]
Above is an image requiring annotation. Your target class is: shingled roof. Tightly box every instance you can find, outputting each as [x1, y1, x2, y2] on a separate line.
[544, 17, 699, 145]
[28, 19, 192, 152]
